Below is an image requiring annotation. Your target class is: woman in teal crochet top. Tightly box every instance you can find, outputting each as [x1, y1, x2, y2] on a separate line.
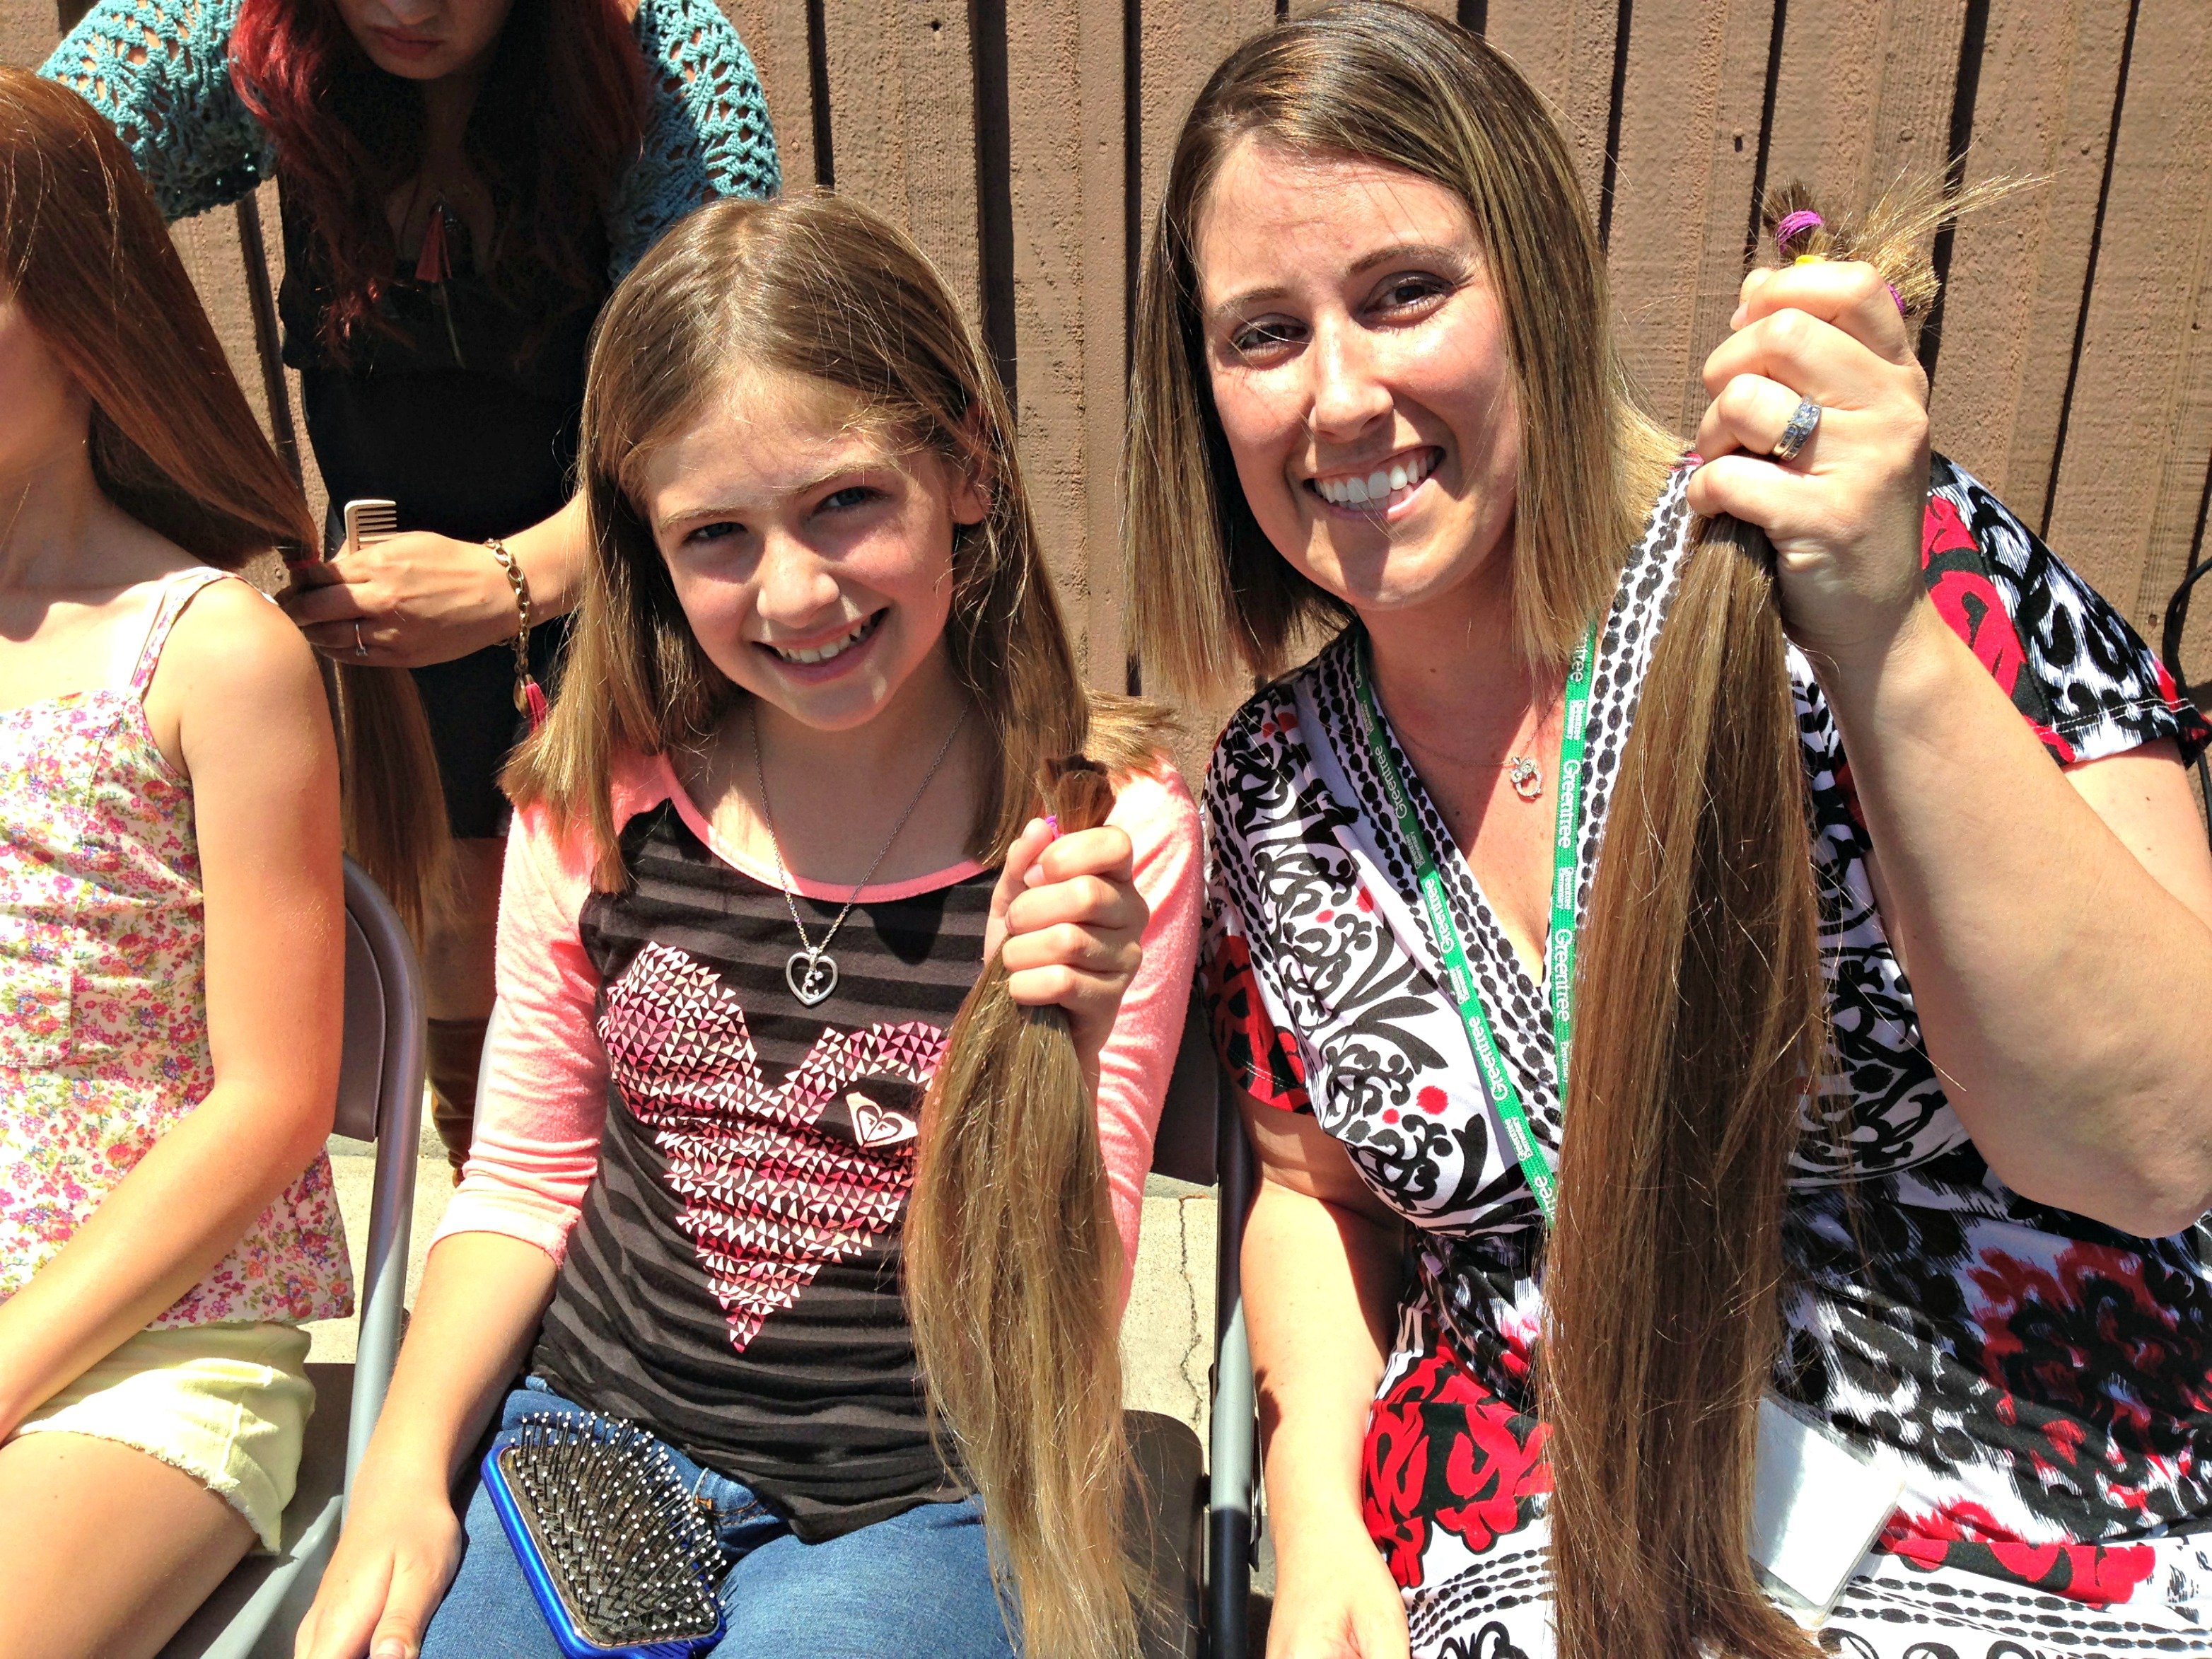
[45, 0, 779, 1176]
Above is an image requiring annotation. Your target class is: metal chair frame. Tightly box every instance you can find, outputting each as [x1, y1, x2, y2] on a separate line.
[158, 859, 426, 1658]
[1142, 991, 1260, 1659]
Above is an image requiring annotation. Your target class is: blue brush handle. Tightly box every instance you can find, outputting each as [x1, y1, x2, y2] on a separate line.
[481, 1444, 725, 1659]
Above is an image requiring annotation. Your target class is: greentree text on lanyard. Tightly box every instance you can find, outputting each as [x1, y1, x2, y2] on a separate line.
[1350, 623, 1598, 1225]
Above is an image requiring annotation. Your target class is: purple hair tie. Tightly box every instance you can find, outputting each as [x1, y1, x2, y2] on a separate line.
[1773, 209, 1824, 257]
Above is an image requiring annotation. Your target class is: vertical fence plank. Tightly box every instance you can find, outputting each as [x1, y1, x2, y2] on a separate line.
[1136, 2, 1275, 235]
[719, 0, 817, 189]
[818, 1, 979, 320]
[1, 4, 53, 69]
[1923, 0, 2131, 508]
[1764, 0, 1967, 206]
[997, 1, 1127, 690]
[1288, 0, 1452, 14]
[1602, 0, 1779, 436]
[1132, 1, 1278, 773]
[1484, 0, 1622, 214]
[2045, 0, 2212, 649]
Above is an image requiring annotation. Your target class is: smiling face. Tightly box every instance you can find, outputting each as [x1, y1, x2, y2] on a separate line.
[1194, 137, 1522, 629]
[636, 370, 987, 735]
[333, 0, 515, 81]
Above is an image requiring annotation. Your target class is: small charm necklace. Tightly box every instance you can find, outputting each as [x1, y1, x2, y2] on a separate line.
[752, 706, 969, 1008]
[1506, 755, 1543, 801]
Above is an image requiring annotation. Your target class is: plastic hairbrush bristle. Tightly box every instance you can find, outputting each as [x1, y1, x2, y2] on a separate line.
[498, 1411, 724, 1651]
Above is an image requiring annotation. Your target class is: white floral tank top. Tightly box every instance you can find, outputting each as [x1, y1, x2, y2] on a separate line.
[0, 566, 352, 1325]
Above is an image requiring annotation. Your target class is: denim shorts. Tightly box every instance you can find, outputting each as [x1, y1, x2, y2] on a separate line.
[419, 1379, 1020, 1658]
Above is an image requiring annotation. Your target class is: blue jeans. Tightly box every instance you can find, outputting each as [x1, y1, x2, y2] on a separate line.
[420, 1380, 1018, 1659]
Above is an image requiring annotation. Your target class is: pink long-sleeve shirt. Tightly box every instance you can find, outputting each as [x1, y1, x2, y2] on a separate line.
[438, 750, 1201, 1283]
[433, 747, 1200, 1537]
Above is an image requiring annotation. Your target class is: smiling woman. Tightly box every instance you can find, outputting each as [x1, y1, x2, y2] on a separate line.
[1127, 6, 2212, 1659]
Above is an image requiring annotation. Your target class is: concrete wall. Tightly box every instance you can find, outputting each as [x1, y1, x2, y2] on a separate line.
[10, 0, 2212, 770]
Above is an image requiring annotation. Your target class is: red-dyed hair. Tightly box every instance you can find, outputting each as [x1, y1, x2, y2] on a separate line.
[229, 0, 647, 356]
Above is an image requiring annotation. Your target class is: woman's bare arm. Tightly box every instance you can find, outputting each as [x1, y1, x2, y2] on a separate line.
[1240, 1096, 1410, 1659]
[1825, 613, 2212, 1236]
[1693, 257, 2212, 1238]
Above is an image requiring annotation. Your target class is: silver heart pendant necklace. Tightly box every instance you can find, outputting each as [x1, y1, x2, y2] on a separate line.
[754, 704, 969, 1011]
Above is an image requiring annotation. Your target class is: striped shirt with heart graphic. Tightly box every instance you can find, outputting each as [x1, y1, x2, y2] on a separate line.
[433, 747, 1203, 1542]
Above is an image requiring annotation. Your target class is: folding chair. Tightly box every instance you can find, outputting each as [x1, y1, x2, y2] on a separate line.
[1130, 993, 1260, 1659]
[158, 858, 426, 1658]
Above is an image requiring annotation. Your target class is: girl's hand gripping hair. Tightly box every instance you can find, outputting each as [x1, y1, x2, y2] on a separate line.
[982, 763, 1150, 1093]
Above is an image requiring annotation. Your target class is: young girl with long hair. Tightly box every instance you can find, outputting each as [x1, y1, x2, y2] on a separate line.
[296, 189, 1201, 1659]
[0, 73, 349, 1659]
[44, 0, 779, 1175]
[1127, 6, 2212, 1656]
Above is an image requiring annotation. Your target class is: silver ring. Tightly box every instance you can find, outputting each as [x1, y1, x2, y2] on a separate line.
[353, 621, 369, 659]
[1771, 397, 1822, 462]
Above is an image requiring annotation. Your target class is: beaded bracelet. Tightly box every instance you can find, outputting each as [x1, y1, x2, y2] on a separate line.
[485, 538, 549, 728]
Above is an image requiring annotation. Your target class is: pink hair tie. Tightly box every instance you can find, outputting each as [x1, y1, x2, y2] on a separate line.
[1886, 281, 1906, 315]
[1772, 209, 1824, 257]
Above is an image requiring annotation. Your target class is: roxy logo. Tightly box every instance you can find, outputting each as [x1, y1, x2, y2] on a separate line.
[849, 1093, 917, 1148]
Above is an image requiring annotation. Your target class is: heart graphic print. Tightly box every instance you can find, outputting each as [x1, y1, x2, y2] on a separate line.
[599, 941, 947, 1351]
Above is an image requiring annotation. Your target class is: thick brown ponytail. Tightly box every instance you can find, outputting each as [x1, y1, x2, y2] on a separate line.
[907, 755, 1145, 1659]
[325, 659, 448, 936]
[1542, 181, 1994, 1659]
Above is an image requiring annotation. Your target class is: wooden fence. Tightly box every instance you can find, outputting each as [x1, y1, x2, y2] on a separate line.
[8, 0, 2212, 766]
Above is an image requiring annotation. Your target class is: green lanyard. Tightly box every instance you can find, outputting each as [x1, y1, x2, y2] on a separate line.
[1350, 624, 1597, 1224]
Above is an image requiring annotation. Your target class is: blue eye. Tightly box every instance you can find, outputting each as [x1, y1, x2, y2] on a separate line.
[820, 484, 880, 511]
[684, 520, 740, 545]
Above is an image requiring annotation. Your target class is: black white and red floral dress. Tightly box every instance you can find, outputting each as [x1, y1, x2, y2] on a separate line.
[1201, 455, 2212, 1658]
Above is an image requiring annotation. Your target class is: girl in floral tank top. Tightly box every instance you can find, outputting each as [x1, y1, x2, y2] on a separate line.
[0, 565, 352, 1322]
[0, 71, 352, 1659]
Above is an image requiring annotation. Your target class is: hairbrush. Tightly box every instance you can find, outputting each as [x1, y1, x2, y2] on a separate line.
[480, 1409, 727, 1659]
[341, 497, 398, 555]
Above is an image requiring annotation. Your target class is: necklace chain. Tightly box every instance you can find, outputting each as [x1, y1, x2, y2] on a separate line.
[752, 705, 970, 974]
[1390, 682, 1565, 799]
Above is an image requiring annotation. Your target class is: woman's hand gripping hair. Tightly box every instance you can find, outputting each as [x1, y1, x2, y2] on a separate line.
[1684, 185, 2008, 672]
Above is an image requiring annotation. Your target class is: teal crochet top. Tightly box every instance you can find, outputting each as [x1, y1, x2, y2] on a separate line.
[42, 0, 779, 277]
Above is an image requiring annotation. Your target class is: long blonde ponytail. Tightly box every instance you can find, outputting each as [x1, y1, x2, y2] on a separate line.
[1543, 180, 2000, 1659]
[907, 757, 1141, 1659]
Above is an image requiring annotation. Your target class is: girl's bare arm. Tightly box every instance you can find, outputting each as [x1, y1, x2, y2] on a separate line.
[293, 1231, 559, 1659]
[0, 583, 344, 1434]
